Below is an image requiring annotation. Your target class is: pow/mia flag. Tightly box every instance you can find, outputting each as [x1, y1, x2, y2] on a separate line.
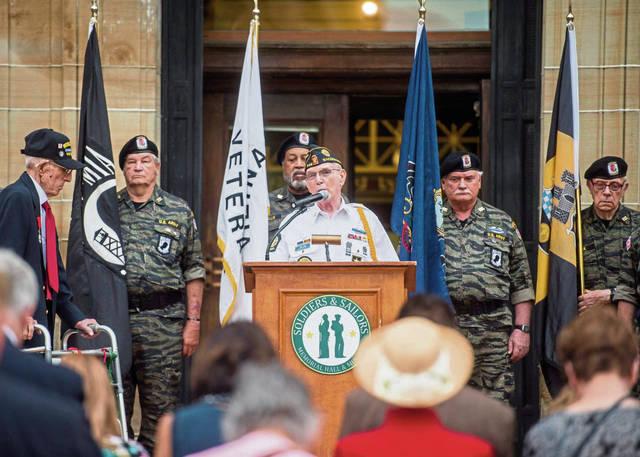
[66, 20, 132, 372]
[535, 22, 580, 396]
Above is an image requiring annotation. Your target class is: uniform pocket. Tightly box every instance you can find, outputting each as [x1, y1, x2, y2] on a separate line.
[152, 225, 182, 264]
[484, 239, 510, 274]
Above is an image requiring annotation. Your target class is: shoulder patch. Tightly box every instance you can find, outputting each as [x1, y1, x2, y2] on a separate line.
[268, 234, 281, 252]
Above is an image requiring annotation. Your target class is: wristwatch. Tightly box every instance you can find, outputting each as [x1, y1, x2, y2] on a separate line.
[514, 324, 530, 334]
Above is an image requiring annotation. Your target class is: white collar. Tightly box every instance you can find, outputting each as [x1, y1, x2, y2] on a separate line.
[28, 174, 48, 207]
[310, 197, 348, 220]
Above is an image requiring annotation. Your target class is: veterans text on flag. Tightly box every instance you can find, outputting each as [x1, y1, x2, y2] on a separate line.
[217, 17, 269, 324]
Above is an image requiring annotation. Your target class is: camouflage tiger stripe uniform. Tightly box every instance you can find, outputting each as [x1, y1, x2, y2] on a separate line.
[442, 199, 534, 403]
[268, 186, 309, 242]
[118, 185, 204, 452]
[582, 204, 640, 307]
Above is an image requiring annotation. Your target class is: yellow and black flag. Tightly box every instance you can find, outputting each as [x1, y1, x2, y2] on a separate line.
[536, 21, 581, 395]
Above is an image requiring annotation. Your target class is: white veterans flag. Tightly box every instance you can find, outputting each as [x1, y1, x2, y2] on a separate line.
[217, 18, 268, 324]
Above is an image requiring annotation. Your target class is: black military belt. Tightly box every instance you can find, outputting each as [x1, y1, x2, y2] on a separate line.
[128, 290, 183, 312]
[453, 299, 508, 316]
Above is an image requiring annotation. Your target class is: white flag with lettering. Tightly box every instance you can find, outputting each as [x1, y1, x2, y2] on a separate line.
[217, 19, 268, 324]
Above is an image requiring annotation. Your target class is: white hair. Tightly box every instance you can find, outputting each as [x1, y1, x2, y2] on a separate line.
[222, 362, 318, 446]
[0, 249, 38, 315]
[25, 155, 49, 170]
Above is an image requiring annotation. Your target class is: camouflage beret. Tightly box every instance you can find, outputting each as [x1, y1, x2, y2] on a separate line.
[119, 135, 159, 169]
[276, 132, 317, 165]
[440, 151, 481, 177]
[584, 156, 627, 180]
[304, 146, 343, 170]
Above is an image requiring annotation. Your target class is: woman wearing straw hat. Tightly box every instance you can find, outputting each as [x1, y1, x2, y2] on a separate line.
[334, 317, 495, 457]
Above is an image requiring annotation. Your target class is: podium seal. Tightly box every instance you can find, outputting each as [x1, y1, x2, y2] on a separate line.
[291, 294, 371, 375]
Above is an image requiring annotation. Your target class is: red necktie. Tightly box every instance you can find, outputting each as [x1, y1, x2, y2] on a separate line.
[42, 201, 59, 299]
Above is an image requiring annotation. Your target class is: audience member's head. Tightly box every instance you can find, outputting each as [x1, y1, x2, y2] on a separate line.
[61, 354, 122, 448]
[558, 307, 639, 385]
[396, 294, 455, 327]
[0, 249, 38, 344]
[191, 321, 276, 399]
[222, 362, 319, 448]
[354, 316, 473, 409]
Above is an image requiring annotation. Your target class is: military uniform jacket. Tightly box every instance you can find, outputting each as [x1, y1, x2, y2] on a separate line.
[443, 199, 534, 306]
[268, 186, 309, 242]
[582, 204, 640, 306]
[270, 199, 398, 262]
[118, 186, 205, 296]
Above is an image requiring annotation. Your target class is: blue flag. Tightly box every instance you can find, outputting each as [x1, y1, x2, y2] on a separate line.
[391, 23, 449, 300]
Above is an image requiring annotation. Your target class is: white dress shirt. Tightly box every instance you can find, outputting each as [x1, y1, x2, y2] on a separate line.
[271, 199, 398, 262]
[28, 174, 49, 266]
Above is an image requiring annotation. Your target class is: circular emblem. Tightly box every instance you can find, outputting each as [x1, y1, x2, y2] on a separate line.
[291, 294, 370, 375]
[320, 148, 331, 157]
[539, 222, 550, 243]
[58, 150, 64, 158]
[297, 255, 312, 262]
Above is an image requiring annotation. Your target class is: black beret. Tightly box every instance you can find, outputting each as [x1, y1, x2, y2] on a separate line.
[21, 128, 84, 170]
[304, 146, 343, 170]
[119, 135, 159, 169]
[584, 156, 627, 180]
[276, 132, 317, 165]
[440, 151, 481, 177]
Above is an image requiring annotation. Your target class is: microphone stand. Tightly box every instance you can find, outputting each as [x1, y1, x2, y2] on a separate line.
[265, 206, 309, 260]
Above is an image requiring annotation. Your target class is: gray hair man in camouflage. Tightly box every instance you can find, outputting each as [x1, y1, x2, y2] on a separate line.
[440, 151, 534, 404]
[268, 132, 317, 242]
[117, 135, 205, 453]
[579, 156, 638, 326]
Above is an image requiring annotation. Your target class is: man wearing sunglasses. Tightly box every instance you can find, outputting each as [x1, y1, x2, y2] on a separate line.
[270, 146, 397, 262]
[580, 156, 638, 324]
[0, 128, 97, 347]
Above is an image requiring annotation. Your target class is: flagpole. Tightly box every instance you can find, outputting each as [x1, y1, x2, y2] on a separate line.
[90, 0, 98, 22]
[567, 7, 585, 295]
[418, 0, 426, 23]
[253, 0, 260, 46]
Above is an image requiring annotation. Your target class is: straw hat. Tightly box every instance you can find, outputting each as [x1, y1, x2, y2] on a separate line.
[354, 317, 474, 408]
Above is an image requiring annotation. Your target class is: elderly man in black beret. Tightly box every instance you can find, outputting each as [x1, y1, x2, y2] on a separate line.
[0, 128, 97, 346]
[117, 135, 205, 452]
[580, 156, 638, 324]
[268, 132, 318, 242]
[439, 151, 534, 404]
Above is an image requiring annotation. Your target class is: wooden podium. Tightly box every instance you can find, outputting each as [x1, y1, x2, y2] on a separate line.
[244, 261, 416, 456]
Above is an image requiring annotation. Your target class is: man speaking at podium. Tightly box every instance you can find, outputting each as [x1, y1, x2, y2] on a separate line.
[270, 146, 397, 262]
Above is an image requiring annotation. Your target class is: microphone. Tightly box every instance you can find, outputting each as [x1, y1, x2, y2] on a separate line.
[291, 190, 329, 209]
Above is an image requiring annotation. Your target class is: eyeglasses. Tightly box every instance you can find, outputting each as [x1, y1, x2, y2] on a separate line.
[591, 180, 625, 192]
[54, 163, 73, 176]
[43, 161, 72, 176]
[305, 168, 342, 181]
